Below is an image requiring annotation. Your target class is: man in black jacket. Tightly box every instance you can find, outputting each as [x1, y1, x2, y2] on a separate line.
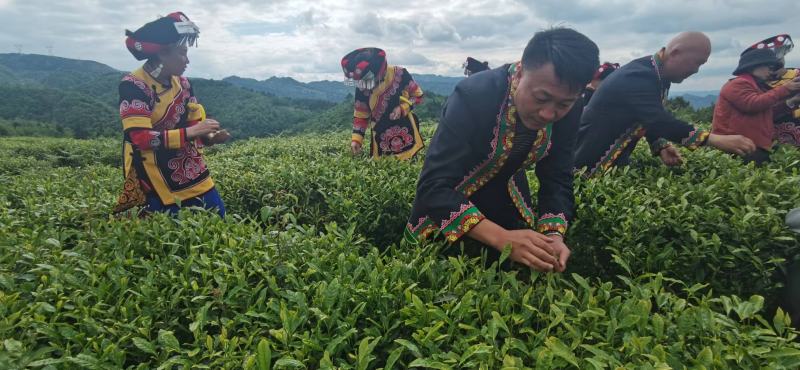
[574, 31, 756, 177]
[405, 27, 599, 272]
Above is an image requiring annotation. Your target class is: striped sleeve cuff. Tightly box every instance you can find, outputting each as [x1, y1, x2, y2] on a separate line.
[536, 213, 568, 236]
[680, 129, 710, 150]
[165, 128, 186, 150]
[649, 138, 671, 156]
[440, 203, 485, 244]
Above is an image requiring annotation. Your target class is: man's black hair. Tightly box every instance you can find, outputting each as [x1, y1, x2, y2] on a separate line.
[522, 27, 600, 91]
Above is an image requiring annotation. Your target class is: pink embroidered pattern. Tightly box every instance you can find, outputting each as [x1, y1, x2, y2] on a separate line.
[122, 74, 155, 104]
[440, 202, 476, 230]
[379, 126, 414, 153]
[775, 121, 800, 146]
[536, 212, 568, 235]
[167, 145, 207, 185]
[371, 66, 404, 121]
[120, 99, 151, 118]
[152, 86, 190, 131]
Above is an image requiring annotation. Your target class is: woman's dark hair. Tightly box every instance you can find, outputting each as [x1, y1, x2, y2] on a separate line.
[522, 27, 600, 91]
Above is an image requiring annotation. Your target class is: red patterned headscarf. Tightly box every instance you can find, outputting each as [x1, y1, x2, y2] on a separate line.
[125, 12, 200, 61]
[742, 34, 793, 59]
[341, 47, 388, 90]
[593, 62, 620, 81]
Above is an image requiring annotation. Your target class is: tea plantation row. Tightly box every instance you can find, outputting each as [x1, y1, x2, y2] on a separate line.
[1, 130, 799, 369]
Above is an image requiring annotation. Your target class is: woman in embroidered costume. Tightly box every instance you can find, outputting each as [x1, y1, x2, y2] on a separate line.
[711, 48, 800, 165]
[406, 28, 599, 272]
[574, 32, 756, 176]
[113, 12, 230, 217]
[743, 35, 800, 148]
[341, 48, 425, 159]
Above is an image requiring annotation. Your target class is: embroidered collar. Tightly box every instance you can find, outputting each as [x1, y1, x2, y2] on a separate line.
[651, 52, 670, 105]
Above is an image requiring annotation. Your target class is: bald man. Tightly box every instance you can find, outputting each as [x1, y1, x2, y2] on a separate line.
[574, 31, 756, 177]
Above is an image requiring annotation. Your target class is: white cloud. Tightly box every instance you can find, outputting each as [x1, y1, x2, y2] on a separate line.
[0, 0, 796, 91]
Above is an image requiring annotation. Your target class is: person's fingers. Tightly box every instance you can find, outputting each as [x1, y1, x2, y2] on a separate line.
[513, 252, 534, 268]
[742, 138, 756, 153]
[527, 254, 555, 272]
[527, 234, 555, 255]
[526, 244, 557, 267]
[516, 247, 553, 272]
[528, 230, 554, 244]
[741, 141, 754, 154]
[557, 248, 571, 272]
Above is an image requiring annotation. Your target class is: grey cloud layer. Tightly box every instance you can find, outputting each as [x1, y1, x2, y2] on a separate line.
[0, 0, 796, 91]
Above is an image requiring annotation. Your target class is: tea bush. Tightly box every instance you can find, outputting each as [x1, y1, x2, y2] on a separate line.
[2, 133, 800, 368]
[569, 146, 800, 305]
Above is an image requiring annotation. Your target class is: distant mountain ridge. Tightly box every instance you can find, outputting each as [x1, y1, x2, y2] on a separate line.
[0, 53, 721, 108]
[0, 53, 717, 140]
[223, 73, 464, 103]
[671, 91, 718, 109]
[0, 53, 336, 139]
[223, 75, 350, 102]
[0, 53, 119, 74]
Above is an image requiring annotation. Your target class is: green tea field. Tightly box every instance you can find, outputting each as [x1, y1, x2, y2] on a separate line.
[2, 127, 800, 369]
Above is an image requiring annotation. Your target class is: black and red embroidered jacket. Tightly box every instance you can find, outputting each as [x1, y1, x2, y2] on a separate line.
[405, 63, 577, 244]
[119, 68, 214, 205]
[574, 56, 710, 177]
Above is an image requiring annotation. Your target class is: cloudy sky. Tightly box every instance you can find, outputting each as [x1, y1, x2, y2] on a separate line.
[0, 0, 795, 92]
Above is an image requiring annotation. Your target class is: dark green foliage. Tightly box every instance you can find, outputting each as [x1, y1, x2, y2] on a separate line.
[2, 55, 800, 368]
[0, 85, 118, 138]
[569, 145, 800, 309]
[2, 138, 800, 367]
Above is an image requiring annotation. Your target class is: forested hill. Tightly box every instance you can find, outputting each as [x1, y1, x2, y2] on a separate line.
[0, 53, 448, 139]
[0, 54, 339, 139]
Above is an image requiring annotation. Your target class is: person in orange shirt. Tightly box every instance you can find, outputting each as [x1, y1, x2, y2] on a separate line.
[711, 48, 800, 165]
[742, 35, 800, 147]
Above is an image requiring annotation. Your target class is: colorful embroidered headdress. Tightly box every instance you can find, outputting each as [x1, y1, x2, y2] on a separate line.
[341, 47, 387, 90]
[125, 12, 200, 61]
[742, 34, 793, 59]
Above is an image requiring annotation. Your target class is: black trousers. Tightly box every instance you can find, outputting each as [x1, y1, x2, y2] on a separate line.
[742, 148, 771, 166]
